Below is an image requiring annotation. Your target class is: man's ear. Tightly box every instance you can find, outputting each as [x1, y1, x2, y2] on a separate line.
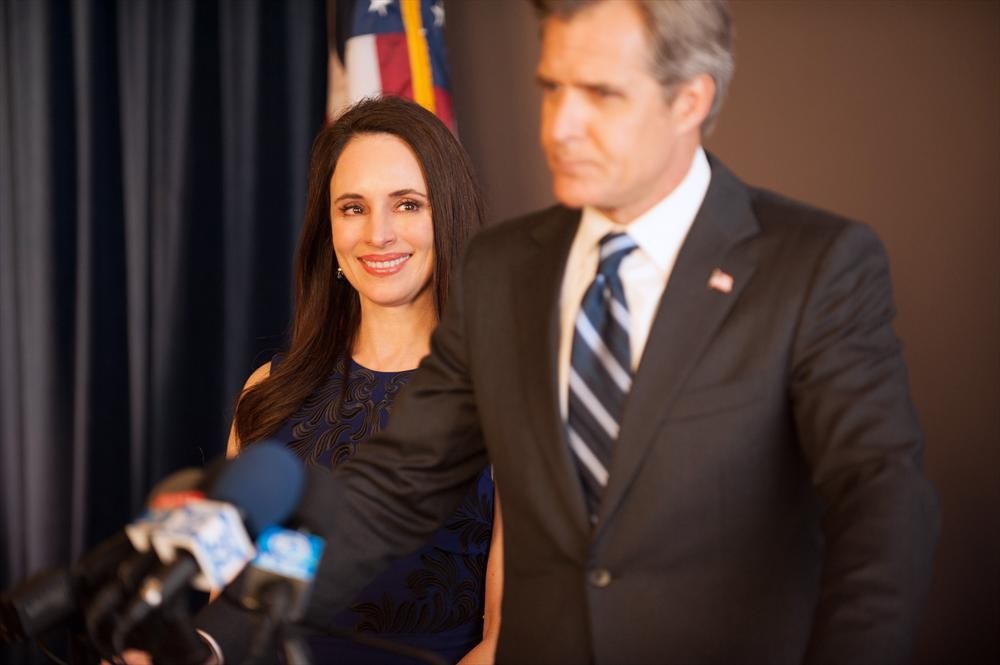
[670, 73, 716, 135]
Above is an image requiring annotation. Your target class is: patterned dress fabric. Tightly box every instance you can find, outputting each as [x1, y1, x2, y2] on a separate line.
[269, 357, 494, 664]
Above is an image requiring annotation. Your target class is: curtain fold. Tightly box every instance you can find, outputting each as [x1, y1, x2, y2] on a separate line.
[0, 2, 327, 642]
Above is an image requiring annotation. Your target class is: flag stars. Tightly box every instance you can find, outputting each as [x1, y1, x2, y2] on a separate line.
[431, 1, 445, 27]
[368, 0, 392, 17]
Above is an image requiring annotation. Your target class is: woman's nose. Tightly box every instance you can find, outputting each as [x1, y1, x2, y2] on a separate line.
[365, 207, 396, 247]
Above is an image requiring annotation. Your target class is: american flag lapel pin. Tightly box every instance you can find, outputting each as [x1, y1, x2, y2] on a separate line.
[708, 268, 734, 294]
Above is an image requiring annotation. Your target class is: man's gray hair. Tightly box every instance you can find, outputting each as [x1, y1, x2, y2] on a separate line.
[531, 0, 734, 133]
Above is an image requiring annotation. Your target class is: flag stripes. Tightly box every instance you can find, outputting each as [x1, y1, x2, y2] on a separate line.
[329, 0, 454, 129]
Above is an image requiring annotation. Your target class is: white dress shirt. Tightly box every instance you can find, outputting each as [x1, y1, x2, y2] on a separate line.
[558, 147, 711, 416]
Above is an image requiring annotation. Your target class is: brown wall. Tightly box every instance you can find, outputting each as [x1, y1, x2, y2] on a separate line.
[446, 1, 1000, 662]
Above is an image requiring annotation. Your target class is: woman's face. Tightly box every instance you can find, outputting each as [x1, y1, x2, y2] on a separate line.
[330, 132, 435, 314]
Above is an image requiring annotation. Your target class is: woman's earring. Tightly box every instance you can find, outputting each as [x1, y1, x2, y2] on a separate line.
[336, 267, 345, 280]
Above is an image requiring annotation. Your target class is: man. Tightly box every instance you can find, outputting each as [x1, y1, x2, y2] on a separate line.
[207, 1, 939, 663]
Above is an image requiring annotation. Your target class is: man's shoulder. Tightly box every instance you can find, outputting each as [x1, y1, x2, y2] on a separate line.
[467, 204, 580, 255]
[748, 186, 853, 230]
[708, 153, 867, 242]
[741, 184, 886, 268]
[484, 203, 579, 237]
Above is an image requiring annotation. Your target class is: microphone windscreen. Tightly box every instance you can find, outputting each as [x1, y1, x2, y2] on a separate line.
[147, 468, 205, 505]
[197, 457, 227, 491]
[0, 569, 73, 644]
[73, 532, 140, 589]
[209, 441, 304, 536]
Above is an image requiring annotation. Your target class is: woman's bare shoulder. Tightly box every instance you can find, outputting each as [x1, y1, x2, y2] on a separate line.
[244, 362, 271, 389]
[227, 363, 272, 458]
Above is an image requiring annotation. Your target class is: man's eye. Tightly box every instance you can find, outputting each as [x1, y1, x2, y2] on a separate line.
[537, 78, 559, 93]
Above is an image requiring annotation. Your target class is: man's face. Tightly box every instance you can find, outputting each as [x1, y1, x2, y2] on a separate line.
[537, 0, 694, 224]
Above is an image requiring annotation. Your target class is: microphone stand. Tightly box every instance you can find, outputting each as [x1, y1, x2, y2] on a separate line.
[244, 583, 311, 665]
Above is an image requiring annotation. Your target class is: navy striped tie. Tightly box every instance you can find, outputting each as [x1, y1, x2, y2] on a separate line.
[567, 232, 638, 520]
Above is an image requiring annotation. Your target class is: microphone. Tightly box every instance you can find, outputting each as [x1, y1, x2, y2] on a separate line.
[82, 465, 225, 654]
[241, 526, 325, 622]
[85, 462, 232, 665]
[240, 526, 325, 665]
[1, 465, 216, 647]
[123, 467, 215, 553]
[0, 532, 135, 645]
[112, 442, 304, 648]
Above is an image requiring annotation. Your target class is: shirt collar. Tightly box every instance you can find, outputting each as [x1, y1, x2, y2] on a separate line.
[578, 147, 712, 272]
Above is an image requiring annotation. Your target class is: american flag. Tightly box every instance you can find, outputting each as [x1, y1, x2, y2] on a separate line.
[327, 0, 454, 129]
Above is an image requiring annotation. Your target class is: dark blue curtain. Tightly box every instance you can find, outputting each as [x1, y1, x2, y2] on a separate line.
[0, 0, 326, 658]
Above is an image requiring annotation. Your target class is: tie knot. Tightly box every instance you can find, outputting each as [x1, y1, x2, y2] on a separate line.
[597, 233, 637, 277]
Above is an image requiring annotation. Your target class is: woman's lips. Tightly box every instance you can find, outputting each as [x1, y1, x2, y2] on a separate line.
[358, 253, 412, 276]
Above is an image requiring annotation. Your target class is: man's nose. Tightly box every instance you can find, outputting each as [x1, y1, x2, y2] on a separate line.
[546, 90, 586, 144]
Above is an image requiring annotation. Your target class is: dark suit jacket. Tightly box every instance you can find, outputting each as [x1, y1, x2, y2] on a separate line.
[271, 157, 940, 665]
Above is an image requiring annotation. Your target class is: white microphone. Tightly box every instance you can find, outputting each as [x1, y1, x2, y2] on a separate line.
[111, 443, 305, 650]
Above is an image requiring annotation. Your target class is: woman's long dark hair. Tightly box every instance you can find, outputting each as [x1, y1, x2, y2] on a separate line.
[233, 96, 485, 448]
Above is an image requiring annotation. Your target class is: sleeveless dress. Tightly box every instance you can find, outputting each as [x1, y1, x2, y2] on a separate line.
[269, 357, 494, 664]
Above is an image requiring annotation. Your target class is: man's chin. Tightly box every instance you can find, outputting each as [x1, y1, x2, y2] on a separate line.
[551, 180, 597, 210]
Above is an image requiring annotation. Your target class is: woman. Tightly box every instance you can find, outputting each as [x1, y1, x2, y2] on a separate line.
[230, 97, 501, 664]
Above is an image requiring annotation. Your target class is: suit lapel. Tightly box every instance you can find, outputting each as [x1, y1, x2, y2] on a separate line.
[596, 158, 762, 530]
[511, 206, 592, 533]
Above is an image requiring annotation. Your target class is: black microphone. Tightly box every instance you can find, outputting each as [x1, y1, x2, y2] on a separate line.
[0, 532, 135, 645]
[239, 524, 327, 665]
[0, 465, 217, 648]
[86, 463, 230, 665]
[83, 466, 220, 643]
[111, 442, 305, 650]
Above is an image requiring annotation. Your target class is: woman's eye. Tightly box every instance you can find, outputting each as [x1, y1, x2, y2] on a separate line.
[340, 203, 364, 215]
[398, 199, 421, 212]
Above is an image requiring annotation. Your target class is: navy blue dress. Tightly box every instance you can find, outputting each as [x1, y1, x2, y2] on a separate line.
[269, 357, 494, 664]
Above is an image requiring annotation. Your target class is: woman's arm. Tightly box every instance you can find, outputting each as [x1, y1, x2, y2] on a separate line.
[458, 488, 504, 665]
